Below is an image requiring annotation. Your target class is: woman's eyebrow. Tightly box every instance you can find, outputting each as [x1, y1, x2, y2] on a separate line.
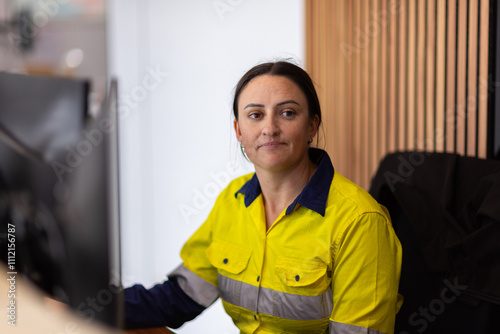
[244, 100, 300, 110]
[243, 103, 265, 109]
[276, 100, 300, 107]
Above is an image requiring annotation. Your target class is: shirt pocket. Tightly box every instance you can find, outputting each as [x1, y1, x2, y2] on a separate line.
[206, 239, 253, 321]
[206, 239, 252, 276]
[274, 257, 331, 296]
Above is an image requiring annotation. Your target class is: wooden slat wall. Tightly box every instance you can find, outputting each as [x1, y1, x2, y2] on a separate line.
[306, 0, 490, 190]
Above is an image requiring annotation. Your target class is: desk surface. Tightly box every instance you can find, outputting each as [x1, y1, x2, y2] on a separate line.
[0, 270, 122, 333]
[125, 328, 174, 334]
[1, 266, 175, 334]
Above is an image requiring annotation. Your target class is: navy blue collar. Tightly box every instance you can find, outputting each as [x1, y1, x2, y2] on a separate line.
[235, 148, 334, 217]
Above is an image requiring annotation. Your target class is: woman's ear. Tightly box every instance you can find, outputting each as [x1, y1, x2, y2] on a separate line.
[309, 114, 320, 138]
[234, 119, 242, 142]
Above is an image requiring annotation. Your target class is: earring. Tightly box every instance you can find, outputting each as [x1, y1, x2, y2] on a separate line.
[308, 137, 314, 144]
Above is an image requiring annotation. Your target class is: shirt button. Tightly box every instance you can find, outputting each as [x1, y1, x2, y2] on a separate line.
[257, 276, 260, 282]
[295, 275, 300, 281]
[223, 258, 228, 264]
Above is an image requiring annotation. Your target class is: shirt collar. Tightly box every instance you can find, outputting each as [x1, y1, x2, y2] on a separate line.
[235, 148, 334, 217]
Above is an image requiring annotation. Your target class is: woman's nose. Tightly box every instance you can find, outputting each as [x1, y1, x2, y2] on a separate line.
[262, 115, 280, 136]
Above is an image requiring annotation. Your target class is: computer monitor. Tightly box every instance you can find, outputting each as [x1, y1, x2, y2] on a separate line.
[59, 78, 123, 327]
[0, 72, 123, 328]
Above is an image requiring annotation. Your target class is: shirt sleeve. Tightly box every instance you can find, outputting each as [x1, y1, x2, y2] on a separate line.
[330, 210, 403, 334]
[124, 275, 206, 329]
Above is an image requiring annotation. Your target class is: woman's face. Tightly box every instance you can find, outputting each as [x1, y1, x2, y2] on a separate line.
[234, 75, 319, 173]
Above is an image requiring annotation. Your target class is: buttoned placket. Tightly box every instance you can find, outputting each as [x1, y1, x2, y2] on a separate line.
[250, 197, 292, 330]
[246, 194, 266, 329]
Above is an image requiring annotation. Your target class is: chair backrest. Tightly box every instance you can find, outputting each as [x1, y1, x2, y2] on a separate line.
[369, 151, 500, 333]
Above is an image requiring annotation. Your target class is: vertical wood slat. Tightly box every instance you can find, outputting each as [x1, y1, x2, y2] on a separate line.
[478, 0, 489, 158]
[344, 0, 354, 181]
[456, 0, 468, 155]
[416, 0, 426, 151]
[353, 1, 362, 185]
[305, 0, 490, 190]
[370, 0, 378, 181]
[446, 0, 458, 153]
[380, 0, 389, 155]
[398, 0, 408, 152]
[467, 0, 479, 156]
[388, 0, 398, 154]
[358, 1, 367, 188]
[426, 0, 436, 151]
[367, 0, 375, 185]
[331, 0, 340, 175]
[407, 0, 417, 151]
[435, 0, 447, 152]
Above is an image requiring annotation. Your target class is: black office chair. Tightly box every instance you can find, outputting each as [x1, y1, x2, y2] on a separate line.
[370, 151, 500, 334]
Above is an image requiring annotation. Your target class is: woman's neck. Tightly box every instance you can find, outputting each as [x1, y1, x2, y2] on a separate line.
[256, 157, 317, 230]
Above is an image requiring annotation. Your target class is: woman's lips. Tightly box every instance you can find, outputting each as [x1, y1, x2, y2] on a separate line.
[259, 142, 284, 148]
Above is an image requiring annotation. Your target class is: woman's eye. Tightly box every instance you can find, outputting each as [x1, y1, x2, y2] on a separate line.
[282, 110, 296, 118]
[249, 112, 262, 119]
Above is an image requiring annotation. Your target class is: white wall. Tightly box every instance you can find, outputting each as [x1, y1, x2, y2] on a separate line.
[107, 1, 304, 333]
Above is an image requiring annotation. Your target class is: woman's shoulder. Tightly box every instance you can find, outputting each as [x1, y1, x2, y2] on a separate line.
[329, 171, 385, 216]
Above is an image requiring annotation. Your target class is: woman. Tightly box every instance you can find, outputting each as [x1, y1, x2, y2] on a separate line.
[125, 61, 402, 334]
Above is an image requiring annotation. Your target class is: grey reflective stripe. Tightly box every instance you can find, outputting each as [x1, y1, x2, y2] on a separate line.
[218, 271, 258, 312]
[329, 321, 387, 334]
[218, 273, 333, 321]
[168, 264, 219, 308]
[259, 285, 333, 321]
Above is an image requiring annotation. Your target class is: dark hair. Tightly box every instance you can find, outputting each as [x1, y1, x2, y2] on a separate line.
[232, 61, 322, 128]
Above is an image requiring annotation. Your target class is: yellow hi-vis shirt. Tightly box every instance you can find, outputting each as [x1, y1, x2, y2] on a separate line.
[170, 149, 402, 334]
